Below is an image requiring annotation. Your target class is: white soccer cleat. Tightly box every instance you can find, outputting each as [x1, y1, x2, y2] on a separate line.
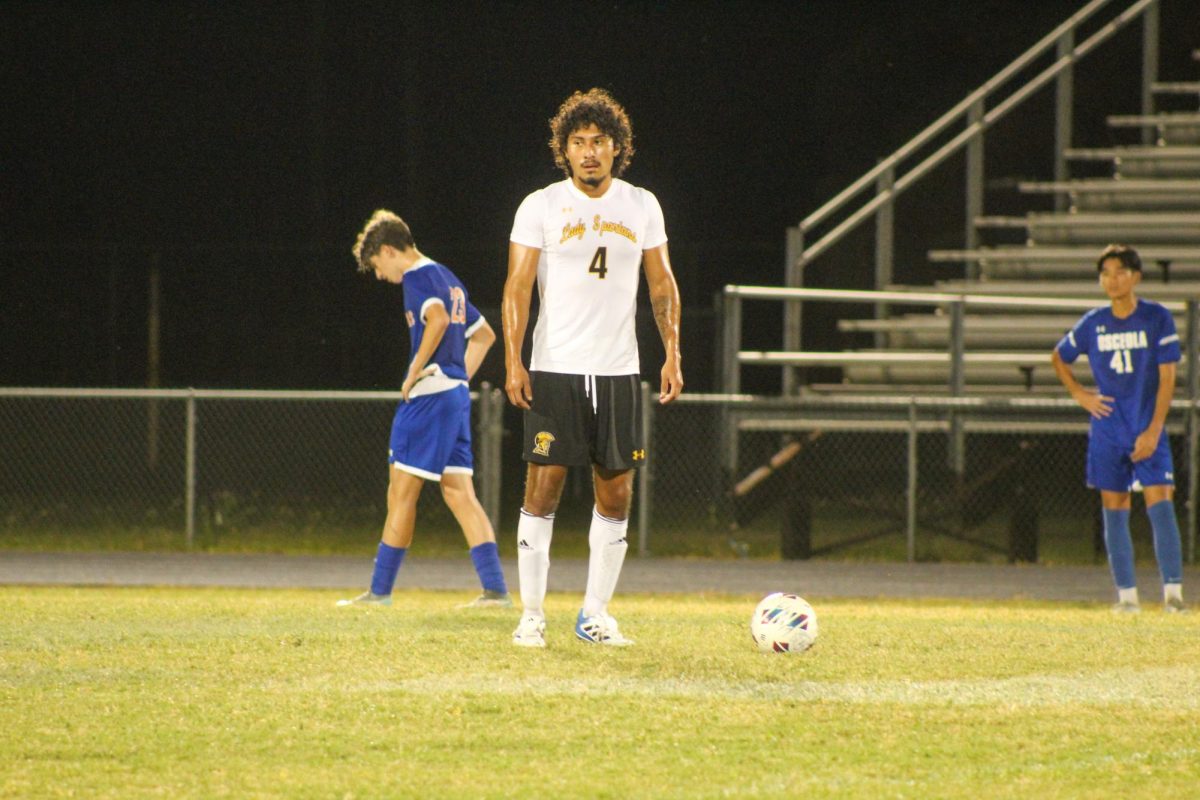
[574, 610, 634, 646]
[512, 614, 547, 648]
[336, 591, 392, 607]
[459, 591, 515, 609]
[1111, 601, 1141, 614]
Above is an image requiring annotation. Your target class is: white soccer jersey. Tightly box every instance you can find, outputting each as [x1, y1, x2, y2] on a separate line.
[510, 178, 668, 375]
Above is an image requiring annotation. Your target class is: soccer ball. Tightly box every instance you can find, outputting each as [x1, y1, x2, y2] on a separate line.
[750, 592, 818, 653]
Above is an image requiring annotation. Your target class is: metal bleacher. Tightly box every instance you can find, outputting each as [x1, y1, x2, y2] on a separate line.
[714, 4, 1200, 562]
[733, 1, 1200, 398]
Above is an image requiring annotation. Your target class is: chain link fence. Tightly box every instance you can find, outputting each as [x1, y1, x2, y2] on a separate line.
[2, 388, 1197, 565]
[644, 394, 1198, 565]
[0, 387, 504, 553]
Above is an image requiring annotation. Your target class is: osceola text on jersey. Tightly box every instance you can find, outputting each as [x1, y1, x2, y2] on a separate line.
[1095, 330, 1148, 352]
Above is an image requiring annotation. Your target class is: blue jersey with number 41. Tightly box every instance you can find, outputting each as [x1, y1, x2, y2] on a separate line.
[1056, 299, 1181, 445]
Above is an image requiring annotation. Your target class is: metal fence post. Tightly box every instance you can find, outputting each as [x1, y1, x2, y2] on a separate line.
[1190, 403, 1198, 565]
[948, 300, 966, 475]
[185, 391, 196, 549]
[475, 384, 488, 485]
[638, 381, 653, 557]
[1054, 30, 1074, 212]
[720, 288, 743, 475]
[490, 386, 505, 533]
[475, 382, 502, 532]
[1188, 301, 1199, 563]
[907, 398, 918, 563]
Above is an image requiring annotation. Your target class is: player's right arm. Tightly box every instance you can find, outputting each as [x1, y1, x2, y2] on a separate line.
[502, 242, 541, 409]
[403, 302, 450, 402]
[464, 317, 495, 382]
[1051, 346, 1112, 419]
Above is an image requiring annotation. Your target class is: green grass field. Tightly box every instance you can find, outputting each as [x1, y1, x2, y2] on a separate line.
[2, 587, 1198, 799]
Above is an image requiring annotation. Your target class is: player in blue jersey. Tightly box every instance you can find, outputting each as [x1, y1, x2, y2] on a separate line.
[338, 210, 511, 609]
[1052, 244, 1186, 613]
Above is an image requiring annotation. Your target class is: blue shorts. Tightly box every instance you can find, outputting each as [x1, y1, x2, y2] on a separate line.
[1086, 431, 1174, 492]
[388, 385, 473, 481]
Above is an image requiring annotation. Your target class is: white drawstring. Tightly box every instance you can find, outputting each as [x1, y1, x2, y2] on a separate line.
[584, 374, 598, 414]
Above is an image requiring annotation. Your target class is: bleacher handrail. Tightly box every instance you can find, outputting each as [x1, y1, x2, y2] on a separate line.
[722, 283, 1188, 312]
[796, 0, 1159, 269]
[720, 283, 1200, 404]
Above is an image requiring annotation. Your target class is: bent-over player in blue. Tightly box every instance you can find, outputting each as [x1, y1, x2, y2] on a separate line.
[339, 210, 511, 608]
[1052, 244, 1186, 613]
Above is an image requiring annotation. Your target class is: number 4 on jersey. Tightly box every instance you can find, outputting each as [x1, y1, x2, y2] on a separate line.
[1110, 349, 1132, 374]
[588, 247, 608, 279]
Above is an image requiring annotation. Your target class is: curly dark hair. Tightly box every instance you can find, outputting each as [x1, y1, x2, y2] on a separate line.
[351, 209, 414, 273]
[548, 88, 635, 178]
[1096, 243, 1142, 273]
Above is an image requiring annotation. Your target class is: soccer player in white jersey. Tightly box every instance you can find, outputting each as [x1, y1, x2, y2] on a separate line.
[503, 88, 683, 647]
[338, 210, 511, 609]
[1052, 244, 1186, 613]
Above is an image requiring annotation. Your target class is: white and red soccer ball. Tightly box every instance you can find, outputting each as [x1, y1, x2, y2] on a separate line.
[751, 592, 818, 653]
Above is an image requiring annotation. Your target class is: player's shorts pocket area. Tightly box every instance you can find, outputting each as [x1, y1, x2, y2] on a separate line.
[523, 372, 643, 469]
[388, 386, 472, 478]
[1086, 432, 1175, 492]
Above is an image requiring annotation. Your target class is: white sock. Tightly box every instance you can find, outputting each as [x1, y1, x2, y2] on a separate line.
[1118, 587, 1139, 605]
[1164, 583, 1183, 603]
[582, 507, 629, 618]
[516, 509, 553, 618]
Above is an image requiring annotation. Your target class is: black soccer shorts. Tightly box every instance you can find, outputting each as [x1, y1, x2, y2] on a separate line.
[522, 371, 645, 469]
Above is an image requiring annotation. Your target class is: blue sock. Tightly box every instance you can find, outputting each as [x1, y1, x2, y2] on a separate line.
[369, 542, 407, 596]
[1102, 508, 1136, 590]
[1147, 500, 1183, 585]
[470, 541, 508, 594]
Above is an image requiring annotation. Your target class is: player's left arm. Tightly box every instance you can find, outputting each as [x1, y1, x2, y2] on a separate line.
[643, 243, 683, 404]
[402, 302, 450, 401]
[1132, 361, 1176, 462]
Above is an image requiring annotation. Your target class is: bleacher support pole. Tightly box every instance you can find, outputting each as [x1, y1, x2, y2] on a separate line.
[1140, 0, 1159, 146]
[964, 101, 985, 282]
[780, 449, 812, 560]
[874, 163, 895, 349]
[783, 226, 804, 396]
[1054, 30, 1074, 213]
[1008, 443, 1039, 563]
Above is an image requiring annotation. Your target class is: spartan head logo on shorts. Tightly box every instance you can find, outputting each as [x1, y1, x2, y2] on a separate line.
[533, 431, 556, 457]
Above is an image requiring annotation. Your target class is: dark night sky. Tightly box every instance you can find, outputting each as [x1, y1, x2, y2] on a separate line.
[3, 1, 1196, 391]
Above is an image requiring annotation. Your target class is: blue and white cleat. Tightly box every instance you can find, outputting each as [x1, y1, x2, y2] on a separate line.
[574, 610, 634, 646]
[336, 591, 392, 607]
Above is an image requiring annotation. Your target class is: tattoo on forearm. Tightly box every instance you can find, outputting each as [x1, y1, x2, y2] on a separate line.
[651, 294, 678, 352]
